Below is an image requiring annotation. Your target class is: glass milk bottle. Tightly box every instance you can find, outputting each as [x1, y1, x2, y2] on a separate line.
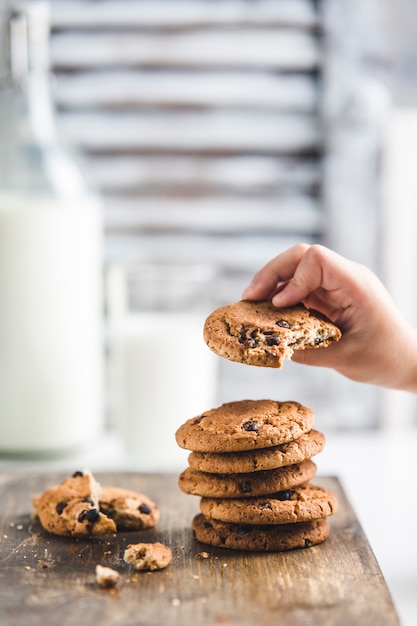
[0, 3, 103, 455]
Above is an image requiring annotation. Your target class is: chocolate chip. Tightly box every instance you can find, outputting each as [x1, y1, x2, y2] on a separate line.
[82, 497, 95, 505]
[203, 521, 213, 529]
[265, 335, 280, 346]
[72, 471, 84, 477]
[56, 501, 67, 515]
[276, 320, 290, 329]
[239, 329, 256, 348]
[195, 415, 206, 424]
[78, 508, 100, 523]
[275, 490, 294, 501]
[138, 503, 151, 514]
[258, 502, 273, 510]
[242, 421, 259, 432]
[85, 508, 100, 522]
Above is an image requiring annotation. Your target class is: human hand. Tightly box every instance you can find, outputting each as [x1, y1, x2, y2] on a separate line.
[242, 243, 417, 391]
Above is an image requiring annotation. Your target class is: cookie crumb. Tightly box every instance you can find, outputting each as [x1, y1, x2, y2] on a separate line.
[95, 564, 120, 589]
[37, 559, 55, 570]
[196, 551, 210, 559]
[123, 542, 172, 571]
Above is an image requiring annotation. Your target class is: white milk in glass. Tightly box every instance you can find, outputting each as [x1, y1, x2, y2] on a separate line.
[108, 264, 218, 471]
[0, 194, 103, 454]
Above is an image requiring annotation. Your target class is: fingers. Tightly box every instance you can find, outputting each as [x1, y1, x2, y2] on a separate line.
[271, 245, 339, 308]
[242, 243, 341, 305]
[242, 243, 311, 301]
[242, 243, 365, 325]
[240, 242, 417, 390]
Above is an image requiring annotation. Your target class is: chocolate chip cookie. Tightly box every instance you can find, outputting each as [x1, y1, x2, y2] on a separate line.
[203, 300, 341, 368]
[178, 460, 316, 498]
[32, 470, 116, 537]
[187, 429, 325, 474]
[32, 470, 160, 537]
[99, 486, 159, 531]
[200, 483, 338, 525]
[175, 399, 315, 453]
[192, 514, 330, 551]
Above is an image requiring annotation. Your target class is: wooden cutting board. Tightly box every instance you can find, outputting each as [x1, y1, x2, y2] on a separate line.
[0, 472, 400, 626]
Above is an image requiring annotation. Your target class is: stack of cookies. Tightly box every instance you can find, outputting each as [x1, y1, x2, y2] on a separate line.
[176, 399, 337, 551]
[175, 301, 342, 552]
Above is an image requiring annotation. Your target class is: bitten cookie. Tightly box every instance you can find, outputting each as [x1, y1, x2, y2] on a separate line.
[32, 470, 116, 537]
[124, 542, 172, 571]
[99, 486, 159, 531]
[192, 514, 330, 551]
[188, 429, 325, 474]
[178, 460, 316, 498]
[175, 399, 314, 453]
[200, 483, 338, 525]
[203, 300, 341, 368]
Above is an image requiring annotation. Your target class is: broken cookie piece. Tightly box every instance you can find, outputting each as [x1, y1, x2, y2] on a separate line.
[32, 470, 159, 538]
[203, 300, 341, 368]
[123, 542, 172, 571]
[95, 564, 120, 589]
[99, 486, 159, 531]
[32, 469, 116, 537]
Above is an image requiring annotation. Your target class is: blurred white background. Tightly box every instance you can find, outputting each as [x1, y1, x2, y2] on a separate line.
[1, 1, 417, 624]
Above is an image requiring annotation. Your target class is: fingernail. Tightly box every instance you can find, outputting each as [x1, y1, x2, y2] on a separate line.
[271, 294, 283, 305]
[242, 284, 256, 299]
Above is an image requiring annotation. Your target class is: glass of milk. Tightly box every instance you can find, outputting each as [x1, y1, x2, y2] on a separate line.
[107, 262, 219, 471]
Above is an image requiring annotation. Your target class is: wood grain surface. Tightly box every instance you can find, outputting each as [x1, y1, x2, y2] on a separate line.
[0, 473, 400, 626]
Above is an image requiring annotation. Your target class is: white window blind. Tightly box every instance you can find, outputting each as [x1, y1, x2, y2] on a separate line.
[49, 0, 323, 300]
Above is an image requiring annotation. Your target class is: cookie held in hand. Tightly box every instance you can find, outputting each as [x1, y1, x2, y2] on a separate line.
[203, 300, 341, 368]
